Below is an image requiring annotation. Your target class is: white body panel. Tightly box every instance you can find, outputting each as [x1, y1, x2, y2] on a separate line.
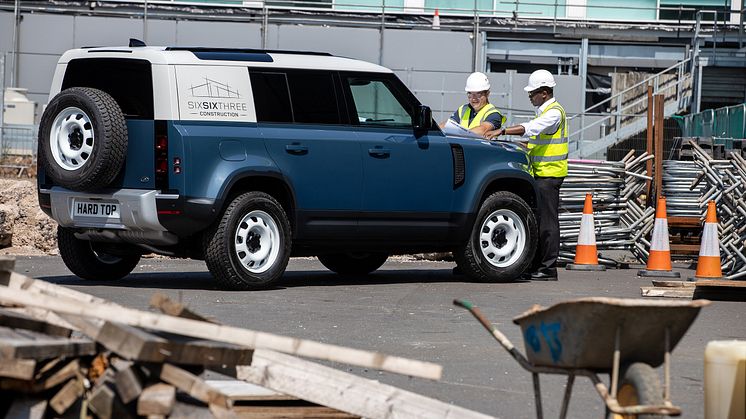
[47, 46, 392, 121]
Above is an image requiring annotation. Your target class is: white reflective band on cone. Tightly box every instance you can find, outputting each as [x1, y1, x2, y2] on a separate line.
[700, 223, 720, 257]
[579, 214, 596, 245]
[650, 218, 671, 251]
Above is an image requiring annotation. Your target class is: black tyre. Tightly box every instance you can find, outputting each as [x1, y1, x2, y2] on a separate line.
[57, 226, 141, 280]
[609, 363, 664, 419]
[39, 87, 127, 191]
[318, 253, 388, 275]
[455, 191, 537, 282]
[203, 192, 291, 290]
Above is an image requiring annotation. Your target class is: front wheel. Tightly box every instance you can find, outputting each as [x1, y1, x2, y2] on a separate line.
[609, 363, 664, 419]
[455, 191, 537, 282]
[318, 253, 388, 275]
[203, 192, 291, 290]
[57, 226, 141, 280]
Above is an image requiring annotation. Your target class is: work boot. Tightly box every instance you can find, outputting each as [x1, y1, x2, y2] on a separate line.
[530, 268, 558, 281]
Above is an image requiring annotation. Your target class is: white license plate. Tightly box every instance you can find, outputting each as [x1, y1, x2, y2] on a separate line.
[72, 200, 121, 220]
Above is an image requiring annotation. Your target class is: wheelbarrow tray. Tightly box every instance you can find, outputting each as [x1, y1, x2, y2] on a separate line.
[512, 297, 710, 371]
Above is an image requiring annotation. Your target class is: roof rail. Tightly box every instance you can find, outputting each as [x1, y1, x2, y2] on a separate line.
[165, 47, 333, 57]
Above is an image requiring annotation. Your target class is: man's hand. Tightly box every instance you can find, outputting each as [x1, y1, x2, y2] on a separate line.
[484, 127, 505, 140]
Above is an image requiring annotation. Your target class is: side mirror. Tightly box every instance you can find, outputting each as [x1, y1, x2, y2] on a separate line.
[414, 105, 432, 135]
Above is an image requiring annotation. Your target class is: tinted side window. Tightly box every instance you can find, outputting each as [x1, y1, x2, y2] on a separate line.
[62, 58, 153, 119]
[249, 71, 293, 123]
[286, 72, 341, 124]
[345, 77, 412, 128]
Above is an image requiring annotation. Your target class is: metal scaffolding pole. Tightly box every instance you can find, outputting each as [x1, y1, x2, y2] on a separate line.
[10, 0, 19, 88]
[143, 0, 149, 43]
[0, 54, 4, 157]
[578, 38, 588, 147]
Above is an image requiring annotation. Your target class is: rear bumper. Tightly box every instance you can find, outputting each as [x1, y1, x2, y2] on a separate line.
[41, 187, 179, 245]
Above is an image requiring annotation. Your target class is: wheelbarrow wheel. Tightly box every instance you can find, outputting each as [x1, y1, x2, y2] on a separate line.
[608, 362, 663, 419]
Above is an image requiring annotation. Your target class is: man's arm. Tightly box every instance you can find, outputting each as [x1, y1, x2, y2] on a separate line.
[469, 121, 496, 136]
[485, 109, 561, 140]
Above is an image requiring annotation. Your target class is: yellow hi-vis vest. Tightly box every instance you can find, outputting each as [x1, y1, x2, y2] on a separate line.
[527, 101, 568, 178]
[458, 103, 506, 130]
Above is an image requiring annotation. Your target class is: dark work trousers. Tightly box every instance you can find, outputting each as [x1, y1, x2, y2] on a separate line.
[532, 176, 564, 273]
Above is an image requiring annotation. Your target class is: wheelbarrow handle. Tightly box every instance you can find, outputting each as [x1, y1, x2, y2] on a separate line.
[453, 299, 532, 369]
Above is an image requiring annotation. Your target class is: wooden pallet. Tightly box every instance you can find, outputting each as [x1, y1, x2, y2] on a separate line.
[694, 279, 746, 301]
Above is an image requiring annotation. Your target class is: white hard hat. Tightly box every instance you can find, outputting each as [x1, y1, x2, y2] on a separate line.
[464, 72, 490, 92]
[524, 69, 556, 92]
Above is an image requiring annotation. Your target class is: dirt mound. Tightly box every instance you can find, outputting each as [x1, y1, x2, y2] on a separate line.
[0, 179, 57, 255]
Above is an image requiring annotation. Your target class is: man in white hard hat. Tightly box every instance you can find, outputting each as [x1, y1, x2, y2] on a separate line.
[440, 72, 506, 136]
[487, 69, 567, 281]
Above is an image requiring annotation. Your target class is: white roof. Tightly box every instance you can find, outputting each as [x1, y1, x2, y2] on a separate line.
[57, 46, 392, 73]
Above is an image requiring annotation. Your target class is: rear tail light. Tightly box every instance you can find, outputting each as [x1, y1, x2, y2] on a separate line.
[154, 121, 169, 190]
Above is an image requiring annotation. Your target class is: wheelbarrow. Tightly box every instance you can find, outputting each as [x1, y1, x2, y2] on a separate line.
[454, 297, 711, 418]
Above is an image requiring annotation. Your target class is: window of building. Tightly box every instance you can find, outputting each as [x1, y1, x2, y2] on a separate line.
[344, 77, 413, 128]
[249, 71, 293, 123]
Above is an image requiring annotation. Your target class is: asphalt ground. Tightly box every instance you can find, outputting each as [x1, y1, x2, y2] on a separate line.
[8, 255, 746, 418]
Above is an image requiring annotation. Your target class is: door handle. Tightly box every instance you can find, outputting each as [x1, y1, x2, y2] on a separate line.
[368, 147, 391, 158]
[285, 143, 308, 155]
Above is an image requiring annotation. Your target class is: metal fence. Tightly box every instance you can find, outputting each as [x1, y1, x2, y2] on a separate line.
[0, 124, 37, 177]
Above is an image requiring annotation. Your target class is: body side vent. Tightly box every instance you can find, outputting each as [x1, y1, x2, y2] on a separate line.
[450, 144, 465, 188]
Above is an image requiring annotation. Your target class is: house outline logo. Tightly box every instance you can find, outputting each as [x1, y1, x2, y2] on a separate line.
[189, 77, 241, 99]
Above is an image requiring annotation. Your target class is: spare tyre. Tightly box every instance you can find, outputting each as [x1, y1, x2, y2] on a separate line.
[39, 87, 127, 191]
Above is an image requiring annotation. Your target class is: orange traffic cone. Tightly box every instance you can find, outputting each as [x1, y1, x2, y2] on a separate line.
[432, 8, 441, 29]
[690, 201, 723, 281]
[567, 193, 606, 271]
[638, 197, 680, 278]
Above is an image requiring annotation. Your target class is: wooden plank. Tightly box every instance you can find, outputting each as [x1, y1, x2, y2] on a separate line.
[0, 359, 80, 392]
[115, 365, 144, 404]
[0, 307, 73, 337]
[4, 397, 47, 419]
[62, 314, 254, 366]
[651, 280, 696, 288]
[0, 256, 15, 273]
[204, 380, 295, 401]
[150, 293, 215, 323]
[5, 306, 78, 331]
[50, 377, 84, 415]
[0, 326, 95, 361]
[640, 286, 694, 299]
[0, 358, 36, 380]
[695, 279, 746, 288]
[670, 244, 701, 254]
[88, 382, 135, 419]
[0, 285, 442, 380]
[236, 349, 496, 419]
[667, 216, 702, 227]
[232, 405, 358, 418]
[137, 383, 176, 417]
[159, 363, 232, 409]
[694, 279, 746, 301]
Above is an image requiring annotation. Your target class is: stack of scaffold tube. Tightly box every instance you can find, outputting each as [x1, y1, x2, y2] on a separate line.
[684, 140, 746, 279]
[558, 151, 654, 267]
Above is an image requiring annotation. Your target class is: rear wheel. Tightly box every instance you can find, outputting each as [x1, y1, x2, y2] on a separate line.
[455, 191, 537, 282]
[609, 363, 664, 419]
[57, 226, 141, 280]
[203, 192, 291, 290]
[318, 253, 388, 275]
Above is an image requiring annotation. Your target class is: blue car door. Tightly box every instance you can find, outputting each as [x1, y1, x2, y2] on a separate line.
[341, 74, 453, 241]
[252, 70, 362, 240]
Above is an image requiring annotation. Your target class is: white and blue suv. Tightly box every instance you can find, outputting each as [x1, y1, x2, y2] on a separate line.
[37, 42, 538, 290]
